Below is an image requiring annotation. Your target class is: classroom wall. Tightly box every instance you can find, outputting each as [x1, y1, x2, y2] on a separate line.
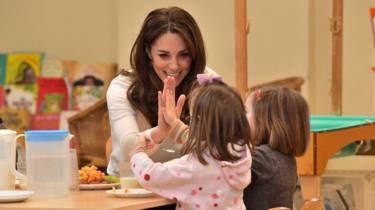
[0, 0, 117, 63]
[342, 0, 374, 115]
[309, 0, 374, 115]
[0, 0, 374, 115]
[308, 0, 331, 115]
[247, 0, 310, 104]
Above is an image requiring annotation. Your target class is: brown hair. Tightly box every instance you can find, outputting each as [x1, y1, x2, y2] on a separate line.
[183, 81, 252, 165]
[122, 6, 206, 126]
[247, 86, 310, 157]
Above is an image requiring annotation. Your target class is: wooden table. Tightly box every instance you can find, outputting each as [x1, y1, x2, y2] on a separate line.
[296, 116, 375, 209]
[0, 190, 174, 210]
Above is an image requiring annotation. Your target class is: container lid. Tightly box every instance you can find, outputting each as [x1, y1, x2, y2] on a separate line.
[25, 130, 69, 142]
[0, 129, 16, 135]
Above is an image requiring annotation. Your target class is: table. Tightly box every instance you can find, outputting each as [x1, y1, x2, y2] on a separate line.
[296, 115, 375, 208]
[0, 190, 174, 210]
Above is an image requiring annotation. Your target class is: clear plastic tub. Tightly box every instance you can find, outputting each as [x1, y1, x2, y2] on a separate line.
[25, 130, 70, 198]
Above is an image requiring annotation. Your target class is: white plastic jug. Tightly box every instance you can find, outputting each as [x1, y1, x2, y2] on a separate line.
[23, 130, 71, 198]
[0, 129, 24, 190]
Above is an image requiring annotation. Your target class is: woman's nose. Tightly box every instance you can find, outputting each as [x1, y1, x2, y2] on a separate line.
[168, 57, 179, 71]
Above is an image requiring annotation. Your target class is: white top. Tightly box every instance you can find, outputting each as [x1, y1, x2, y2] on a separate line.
[106, 67, 217, 175]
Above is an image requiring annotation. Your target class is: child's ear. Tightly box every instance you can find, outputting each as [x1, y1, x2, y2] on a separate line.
[244, 95, 252, 111]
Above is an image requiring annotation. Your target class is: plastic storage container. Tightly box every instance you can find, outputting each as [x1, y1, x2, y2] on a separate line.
[25, 130, 70, 198]
[323, 155, 375, 210]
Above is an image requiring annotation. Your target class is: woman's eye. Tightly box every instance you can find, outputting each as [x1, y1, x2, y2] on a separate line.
[158, 54, 169, 58]
[179, 52, 190, 58]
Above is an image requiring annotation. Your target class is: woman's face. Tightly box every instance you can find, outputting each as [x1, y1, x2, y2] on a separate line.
[149, 32, 192, 86]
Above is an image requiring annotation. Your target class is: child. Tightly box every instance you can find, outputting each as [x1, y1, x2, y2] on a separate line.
[129, 75, 252, 210]
[243, 86, 310, 210]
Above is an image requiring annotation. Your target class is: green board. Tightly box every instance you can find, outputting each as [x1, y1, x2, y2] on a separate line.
[310, 115, 375, 158]
[311, 115, 375, 132]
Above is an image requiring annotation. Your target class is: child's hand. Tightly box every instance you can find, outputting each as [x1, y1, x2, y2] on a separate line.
[129, 134, 157, 157]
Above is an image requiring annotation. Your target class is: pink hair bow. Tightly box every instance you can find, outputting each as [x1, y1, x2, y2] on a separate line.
[197, 74, 223, 85]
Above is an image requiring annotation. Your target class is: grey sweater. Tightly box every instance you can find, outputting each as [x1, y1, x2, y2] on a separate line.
[243, 144, 297, 210]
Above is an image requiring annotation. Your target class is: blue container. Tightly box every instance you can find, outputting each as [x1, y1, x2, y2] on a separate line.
[24, 130, 70, 198]
[25, 130, 69, 142]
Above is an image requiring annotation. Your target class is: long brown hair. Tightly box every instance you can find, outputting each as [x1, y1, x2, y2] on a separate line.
[123, 7, 206, 126]
[248, 86, 310, 157]
[183, 81, 252, 165]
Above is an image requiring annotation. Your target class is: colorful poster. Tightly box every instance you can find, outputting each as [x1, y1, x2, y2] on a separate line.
[64, 61, 117, 92]
[41, 58, 64, 77]
[36, 77, 69, 114]
[0, 86, 4, 108]
[6, 52, 43, 85]
[31, 113, 60, 130]
[63, 61, 117, 110]
[0, 53, 6, 85]
[0, 108, 32, 132]
[72, 86, 103, 111]
[3, 84, 38, 114]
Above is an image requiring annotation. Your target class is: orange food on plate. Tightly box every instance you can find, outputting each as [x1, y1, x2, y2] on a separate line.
[79, 165, 106, 184]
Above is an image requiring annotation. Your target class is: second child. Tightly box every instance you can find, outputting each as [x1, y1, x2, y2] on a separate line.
[243, 86, 310, 210]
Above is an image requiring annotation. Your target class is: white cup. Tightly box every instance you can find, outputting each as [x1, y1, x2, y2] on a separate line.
[0, 160, 15, 190]
[119, 162, 141, 189]
[0, 129, 24, 190]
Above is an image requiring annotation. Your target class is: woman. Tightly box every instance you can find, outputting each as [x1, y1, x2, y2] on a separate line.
[107, 6, 216, 176]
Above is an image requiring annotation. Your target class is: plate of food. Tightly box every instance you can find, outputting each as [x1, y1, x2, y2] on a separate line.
[79, 165, 120, 190]
[106, 188, 154, 198]
[79, 182, 120, 190]
[0, 190, 34, 203]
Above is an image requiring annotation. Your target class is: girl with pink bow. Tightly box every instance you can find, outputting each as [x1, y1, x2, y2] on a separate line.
[129, 76, 252, 210]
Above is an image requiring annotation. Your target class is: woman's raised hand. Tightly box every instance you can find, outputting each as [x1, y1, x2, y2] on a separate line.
[152, 91, 169, 144]
[153, 76, 185, 143]
[163, 77, 186, 127]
